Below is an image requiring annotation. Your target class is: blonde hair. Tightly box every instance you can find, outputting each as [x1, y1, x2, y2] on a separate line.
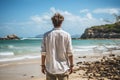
[51, 13, 64, 27]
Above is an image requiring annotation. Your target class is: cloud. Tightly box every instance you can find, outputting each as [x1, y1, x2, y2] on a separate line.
[31, 14, 51, 24]
[80, 9, 89, 13]
[0, 22, 33, 26]
[86, 13, 93, 19]
[50, 7, 56, 13]
[31, 15, 43, 23]
[29, 7, 106, 35]
[93, 8, 120, 14]
[1, 7, 112, 37]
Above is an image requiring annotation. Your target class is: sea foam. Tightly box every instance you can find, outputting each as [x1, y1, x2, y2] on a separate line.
[0, 52, 14, 56]
[0, 55, 40, 62]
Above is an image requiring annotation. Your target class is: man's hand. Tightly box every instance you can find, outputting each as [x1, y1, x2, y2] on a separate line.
[41, 65, 46, 74]
[69, 65, 74, 74]
[68, 55, 74, 74]
[41, 55, 46, 74]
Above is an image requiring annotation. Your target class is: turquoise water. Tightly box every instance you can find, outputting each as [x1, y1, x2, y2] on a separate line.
[0, 38, 120, 61]
[72, 39, 119, 46]
[0, 39, 42, 55]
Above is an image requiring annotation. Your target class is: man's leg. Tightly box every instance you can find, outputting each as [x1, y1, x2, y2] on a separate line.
[46, 72, 57, 80]
[57, 73, 69, 80]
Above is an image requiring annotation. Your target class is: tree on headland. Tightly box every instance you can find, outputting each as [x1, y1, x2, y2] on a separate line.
[103, 13, 120, 23]
[113, 13, 120, 23]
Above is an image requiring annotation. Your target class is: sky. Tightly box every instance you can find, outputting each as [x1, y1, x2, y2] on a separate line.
[0, 0, 120, 37]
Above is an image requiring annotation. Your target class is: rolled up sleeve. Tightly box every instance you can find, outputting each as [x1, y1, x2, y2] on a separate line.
[41, 37, 46, 56]
[66, 35, 73, 56]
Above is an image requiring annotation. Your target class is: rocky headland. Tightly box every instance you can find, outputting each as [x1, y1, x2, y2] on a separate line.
[81, 22, 120, 39]
[0, 34, 20, 40]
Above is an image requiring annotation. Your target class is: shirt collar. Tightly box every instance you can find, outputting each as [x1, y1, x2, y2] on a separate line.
[53, 27, 62, 30]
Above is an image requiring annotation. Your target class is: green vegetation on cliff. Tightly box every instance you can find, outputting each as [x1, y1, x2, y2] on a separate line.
[81, 22, 120, 39]
[91, 22, 120, 33]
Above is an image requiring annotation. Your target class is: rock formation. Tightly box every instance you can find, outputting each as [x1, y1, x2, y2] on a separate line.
[81, 22, 120, 39]
[74, 54, 120, 80]
[0, 34, 20, 40]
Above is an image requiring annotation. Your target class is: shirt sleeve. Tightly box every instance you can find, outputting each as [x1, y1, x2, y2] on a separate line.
[41, 36, 46, 56]
[66, 34, 73, 56]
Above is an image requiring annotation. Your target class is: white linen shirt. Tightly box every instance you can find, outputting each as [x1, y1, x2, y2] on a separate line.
[41, 28, 73, 74]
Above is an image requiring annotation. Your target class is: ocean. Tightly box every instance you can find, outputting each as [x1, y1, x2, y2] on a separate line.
[0, 38, 120, 62]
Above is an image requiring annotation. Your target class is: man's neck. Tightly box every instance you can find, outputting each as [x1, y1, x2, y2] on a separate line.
[53, 27, 62, 30]
[54, 26, 61, 28]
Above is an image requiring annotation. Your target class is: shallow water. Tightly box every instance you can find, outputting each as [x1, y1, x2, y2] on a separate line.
[0, 38, 120, 62]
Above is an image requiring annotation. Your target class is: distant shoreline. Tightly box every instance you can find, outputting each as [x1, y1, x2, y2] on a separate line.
[72, 38, 120, 40]
[1, 37, 120, 40]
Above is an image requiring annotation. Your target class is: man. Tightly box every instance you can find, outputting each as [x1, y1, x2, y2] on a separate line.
[41, 13, 73, 80]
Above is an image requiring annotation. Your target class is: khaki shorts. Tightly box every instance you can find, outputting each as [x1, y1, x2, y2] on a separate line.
[46, 71, 69, 80]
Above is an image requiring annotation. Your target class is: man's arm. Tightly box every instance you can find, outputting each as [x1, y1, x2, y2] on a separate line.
[67, 34, 74, 74]
[41, 55, 46, 74]
[68, 55, 73, 74]
[41, 37, 46, 74]
[69, 55, 73, 67]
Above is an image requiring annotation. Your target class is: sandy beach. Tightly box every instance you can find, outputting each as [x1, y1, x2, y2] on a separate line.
[0, 50, 120, 80]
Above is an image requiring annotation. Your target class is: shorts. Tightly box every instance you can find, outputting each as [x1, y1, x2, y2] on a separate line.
[46, 71, 69, 80]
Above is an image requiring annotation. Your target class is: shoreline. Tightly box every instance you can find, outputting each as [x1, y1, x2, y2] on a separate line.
[0, 49, 119, 62]
[72, 38, 120, 40]
[0, 50, 120, 80]
[0, 38, 120, 40]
